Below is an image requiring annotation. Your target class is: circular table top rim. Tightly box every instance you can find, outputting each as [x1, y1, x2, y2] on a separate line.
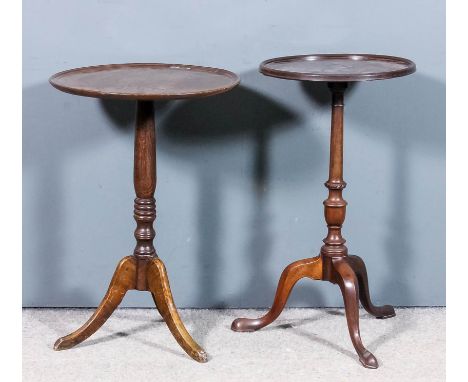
[49, 63, 240, 100]
[259, 54, 416, 82]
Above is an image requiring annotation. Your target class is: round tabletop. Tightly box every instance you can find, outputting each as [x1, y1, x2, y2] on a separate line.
[49, 63, 240, 100]
[260, 54, 416, 82]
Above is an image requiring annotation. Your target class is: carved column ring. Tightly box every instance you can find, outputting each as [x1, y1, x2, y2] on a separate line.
[133, 196, 156, 258]
[135, 197, 156, 206]
[325, 180, 347, 190]
[134, 198, 156, 221]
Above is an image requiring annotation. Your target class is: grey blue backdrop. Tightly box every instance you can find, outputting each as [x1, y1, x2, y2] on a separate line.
[23, 0, 445, 307]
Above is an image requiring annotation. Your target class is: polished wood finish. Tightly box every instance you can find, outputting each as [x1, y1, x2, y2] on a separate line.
[49, 63, 240, 100]
[133, 101, 157, 291]
[321, 82, 348, 258]
[51, 64, 239, 362]
[260, 54, 416, 82]
[54, 255, 207, 363]
[331, 256, 378, 368]
[232, 256, 323, 332]
[347, 255, 395, 319]
[233, 55, 414, 368]
[53, 101, 206, 362]
[147, 258, 207, 362]
[54, 256, 136, 351]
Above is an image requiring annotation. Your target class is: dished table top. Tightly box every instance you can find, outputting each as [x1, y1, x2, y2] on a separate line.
[260, 54, 416, 82]
[49, 63, 240, 100]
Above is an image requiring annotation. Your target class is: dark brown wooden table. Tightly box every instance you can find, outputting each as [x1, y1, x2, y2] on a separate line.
[49, 63, 239, 362]
[231, 54, 416, 368]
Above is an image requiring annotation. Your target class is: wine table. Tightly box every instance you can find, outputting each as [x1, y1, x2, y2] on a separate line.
[50, 63, 239, 362]
[231, 54, 415, 368]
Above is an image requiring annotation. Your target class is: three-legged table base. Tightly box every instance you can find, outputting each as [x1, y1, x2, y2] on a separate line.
[54, 256, 207, 363]
[231, 254, 394, 369]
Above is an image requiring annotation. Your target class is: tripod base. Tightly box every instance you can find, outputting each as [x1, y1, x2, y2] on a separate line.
[231, 254, 394, 369]
[54, 256, 207, 363]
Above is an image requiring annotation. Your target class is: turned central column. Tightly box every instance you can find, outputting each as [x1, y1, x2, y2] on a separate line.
[321, 82, 348, 258]
[133, 100, 157, 290]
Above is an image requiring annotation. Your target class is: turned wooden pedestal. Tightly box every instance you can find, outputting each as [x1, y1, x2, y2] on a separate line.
[49, 63, 239, 362]
[231, 54, 416, 368]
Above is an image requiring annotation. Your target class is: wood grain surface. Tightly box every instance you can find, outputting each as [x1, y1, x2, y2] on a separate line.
[260, 54, 415, 82]
[49, 63, 239, 100]
[230, 73, 413, 368]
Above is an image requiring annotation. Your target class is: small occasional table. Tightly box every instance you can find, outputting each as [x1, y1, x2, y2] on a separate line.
[49, 63, 239, 362]
[231, 54, 415, 368]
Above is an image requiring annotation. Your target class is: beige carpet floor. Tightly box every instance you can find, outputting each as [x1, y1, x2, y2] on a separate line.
[23, 308, 445, 382]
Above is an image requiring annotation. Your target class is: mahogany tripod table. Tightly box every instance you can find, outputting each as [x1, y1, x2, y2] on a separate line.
[231, 54, 416, 368]
[49, 63, 239, 362]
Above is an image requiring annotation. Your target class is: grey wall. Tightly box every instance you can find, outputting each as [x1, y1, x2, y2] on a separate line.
[23, 0, 445, 308]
